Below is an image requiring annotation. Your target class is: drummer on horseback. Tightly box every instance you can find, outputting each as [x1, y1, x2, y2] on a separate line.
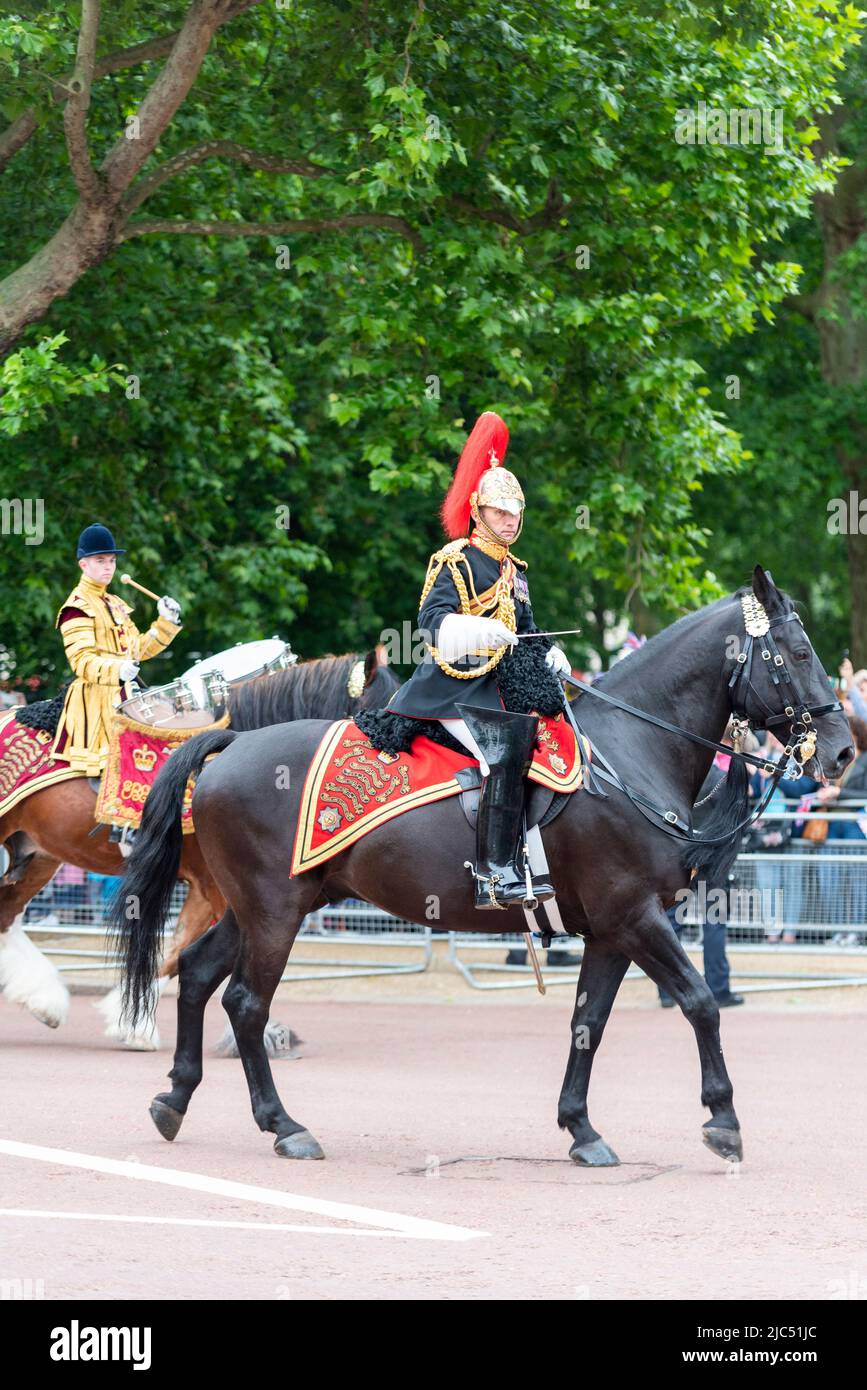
[385, 412, 571, 910]
[51, 524, 183, 836]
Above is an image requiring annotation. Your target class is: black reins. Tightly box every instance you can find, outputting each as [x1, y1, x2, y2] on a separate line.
[556, 606, 843, 846]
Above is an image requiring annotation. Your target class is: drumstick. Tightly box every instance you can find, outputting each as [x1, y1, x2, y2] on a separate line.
[120, 573, 160, 602]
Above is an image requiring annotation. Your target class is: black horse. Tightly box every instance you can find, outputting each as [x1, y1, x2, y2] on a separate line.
[113, 568, 852, 1165]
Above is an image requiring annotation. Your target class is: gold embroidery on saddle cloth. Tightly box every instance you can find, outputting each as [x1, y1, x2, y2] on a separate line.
[533, 711, 568, 777]
[320, 742, 411, 822]
[0, 725, 52, 800]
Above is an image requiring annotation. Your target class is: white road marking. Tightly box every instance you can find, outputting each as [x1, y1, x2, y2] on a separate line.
[0, 1140, 485, 1242]
[0, 1209, 426, 1239]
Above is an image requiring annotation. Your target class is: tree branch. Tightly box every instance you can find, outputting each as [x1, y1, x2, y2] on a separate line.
[783, 290, 822, 322]
[0, 0, 262, 175]
[63, 0, 102, 205]
[118, 213, 421, 251]
[101, 1, 264, 198]
[448, 179, 566, 235]
[121, 140, 331, 216]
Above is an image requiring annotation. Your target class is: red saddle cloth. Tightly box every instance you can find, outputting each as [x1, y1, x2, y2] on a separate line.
[290, 713, 589, 876]
[0, 709, 81, 817]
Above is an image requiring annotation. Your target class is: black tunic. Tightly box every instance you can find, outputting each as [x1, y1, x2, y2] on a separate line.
[385, 540, 542, 720]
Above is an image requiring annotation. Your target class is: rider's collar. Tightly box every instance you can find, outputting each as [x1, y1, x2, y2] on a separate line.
[77, 574, 109, 598]
[469, 527, 510, 562]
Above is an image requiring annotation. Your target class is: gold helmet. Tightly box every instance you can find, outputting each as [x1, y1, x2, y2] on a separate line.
[441, 412, 525, 544]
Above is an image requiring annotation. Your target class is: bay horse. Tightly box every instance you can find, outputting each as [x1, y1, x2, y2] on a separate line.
[114, 568, 852, 1164]
[0, 652, 398, 1046]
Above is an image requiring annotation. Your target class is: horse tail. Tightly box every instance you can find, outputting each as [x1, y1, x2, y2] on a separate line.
[109, 727, 238, 1027]
[681, 756, 750, 889]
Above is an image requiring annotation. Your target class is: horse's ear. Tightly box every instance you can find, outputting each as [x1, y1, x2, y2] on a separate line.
[363, 649, 379, 685]
[752, 564, 784, 613]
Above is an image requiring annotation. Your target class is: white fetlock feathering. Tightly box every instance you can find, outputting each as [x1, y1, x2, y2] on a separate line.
[94, 975, 166, 1050]
[214, 1018, 303, 1060]
[0, 914, 70, 1028]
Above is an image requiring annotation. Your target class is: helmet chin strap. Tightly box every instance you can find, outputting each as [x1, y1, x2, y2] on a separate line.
[472, 502, 524, 545]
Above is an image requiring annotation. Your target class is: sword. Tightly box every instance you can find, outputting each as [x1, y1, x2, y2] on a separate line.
[513, 629, 582, 640]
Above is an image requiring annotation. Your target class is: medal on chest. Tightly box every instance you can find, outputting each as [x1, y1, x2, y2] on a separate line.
[513, 570, 530, 605]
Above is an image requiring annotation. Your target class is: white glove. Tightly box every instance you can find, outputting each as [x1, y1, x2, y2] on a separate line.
[158, 595, 182, 625]
[436, 613, 517, 662]
[118, 659, 140, 683]
[545, 645, 571, 676]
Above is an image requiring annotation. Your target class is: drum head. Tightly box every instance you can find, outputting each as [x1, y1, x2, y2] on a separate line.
[183, 639, 292, 686]
[120, 679, 217, 730]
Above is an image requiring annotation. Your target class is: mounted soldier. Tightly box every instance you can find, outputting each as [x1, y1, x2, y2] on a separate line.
[51, 523, 183, 843]
[385, 411, 571, 909]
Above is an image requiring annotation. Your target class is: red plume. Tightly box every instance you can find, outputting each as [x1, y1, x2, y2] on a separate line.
[441, 412, 510, 539]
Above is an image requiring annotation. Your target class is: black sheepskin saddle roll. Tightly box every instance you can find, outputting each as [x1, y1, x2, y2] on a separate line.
[12, 681, 72, 736]
[355, 636, 565, 755]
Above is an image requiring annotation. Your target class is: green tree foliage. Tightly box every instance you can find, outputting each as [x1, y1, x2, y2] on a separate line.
[0, 1, 861, 690]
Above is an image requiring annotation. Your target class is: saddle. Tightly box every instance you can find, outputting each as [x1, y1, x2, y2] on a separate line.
[452, 764, 570, 832]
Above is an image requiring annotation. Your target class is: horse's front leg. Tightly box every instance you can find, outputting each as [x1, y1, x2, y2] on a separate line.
[0, 848, 68, 1028]
[625, 899, 742, 1163]
[557, 939, 631, 1166]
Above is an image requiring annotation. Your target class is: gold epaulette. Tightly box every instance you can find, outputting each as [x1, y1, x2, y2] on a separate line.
[418, 538, 471, 609]
[55, 587, 132, 629]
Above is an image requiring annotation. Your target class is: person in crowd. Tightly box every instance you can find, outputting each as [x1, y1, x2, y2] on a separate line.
[813, 715, 867, 943]
[659, 721, 749, 1009]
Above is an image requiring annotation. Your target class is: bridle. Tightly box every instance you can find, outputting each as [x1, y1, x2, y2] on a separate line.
[558, 593, 844, 845]
[727, 595, 841, 765]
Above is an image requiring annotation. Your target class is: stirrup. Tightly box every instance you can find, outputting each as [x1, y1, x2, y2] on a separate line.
[464, 860, 508, 910]
[109, 824, 138, 858]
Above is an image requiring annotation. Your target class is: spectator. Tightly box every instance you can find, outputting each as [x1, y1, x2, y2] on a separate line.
[813, 716, 867, 943]
[840, 658, 867, 723]
[746, 730, 821, 943]
[52, 862, 88, 922]
[659, 722, 748, 1009]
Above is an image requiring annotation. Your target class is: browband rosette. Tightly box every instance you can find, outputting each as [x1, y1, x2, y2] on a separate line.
[741, 594, 770, 637]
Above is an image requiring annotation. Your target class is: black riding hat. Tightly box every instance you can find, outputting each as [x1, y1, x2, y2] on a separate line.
[76, 524, 126, 559]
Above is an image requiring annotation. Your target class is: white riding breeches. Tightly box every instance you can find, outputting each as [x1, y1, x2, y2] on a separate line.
[438, 718, 490, 776]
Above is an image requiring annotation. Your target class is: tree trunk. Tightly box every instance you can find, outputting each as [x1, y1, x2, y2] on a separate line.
[0, 202, 121, 355]
[808, 139, 867, 664]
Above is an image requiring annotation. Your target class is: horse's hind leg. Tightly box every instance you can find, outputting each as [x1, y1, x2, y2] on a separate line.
[97, 874, 220, 1050]
[150, 911, 240, 1141]
[626, 901, 742, 1164]
[222, 907, 322, 1159]
[0, 848, 68, 1028]
[557, 940, 631, 1166]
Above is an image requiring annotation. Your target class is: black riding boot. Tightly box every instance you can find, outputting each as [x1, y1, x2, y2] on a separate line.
[456, 704, 555, 911]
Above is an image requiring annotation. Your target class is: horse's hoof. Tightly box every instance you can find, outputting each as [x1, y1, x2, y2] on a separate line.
[569, 1137, 620, 1167]
[702, 1125, 743, 1162]
[31, 1004, 66, 1029]
[120, 1029, 160, 1052]
[274, 1129, 324, 1160]
[149, 1099, 184, 1141]
[25, 990, 69, 1028]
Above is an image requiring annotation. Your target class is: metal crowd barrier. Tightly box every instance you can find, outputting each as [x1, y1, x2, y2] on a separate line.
[13, 806, 867, 994]
[19, 882, 431, 982]
[446, 811, 867, 990]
